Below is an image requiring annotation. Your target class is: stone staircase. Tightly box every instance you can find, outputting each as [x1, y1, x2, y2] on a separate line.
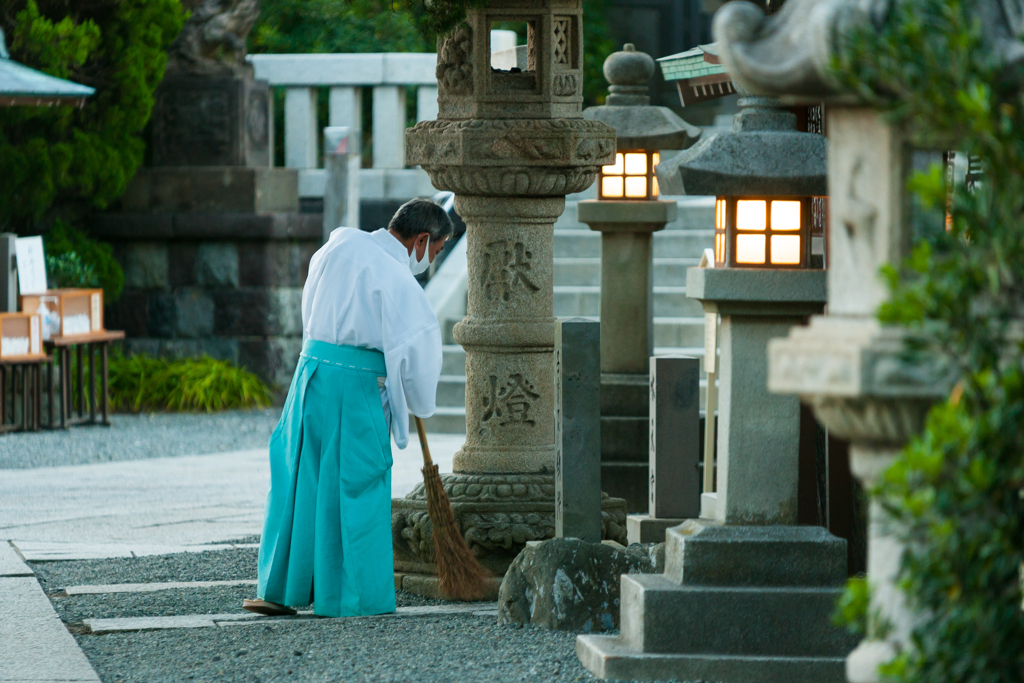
[420, 191, 716, 434]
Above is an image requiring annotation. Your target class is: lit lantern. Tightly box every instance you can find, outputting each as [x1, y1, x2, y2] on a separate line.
[658, 92, 827, 272]
[585, 43, 699, 203]
[599, 151, 661, 200]
[713, 197, 813, 268]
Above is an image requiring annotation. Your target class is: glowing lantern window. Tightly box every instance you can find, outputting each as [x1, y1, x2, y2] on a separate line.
[713, 197, 815, 269]
[598, 151, 660, 200]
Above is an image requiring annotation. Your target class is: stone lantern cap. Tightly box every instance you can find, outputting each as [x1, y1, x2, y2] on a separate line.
[655, 95, 826, 197]
[583, 44, 701, 151]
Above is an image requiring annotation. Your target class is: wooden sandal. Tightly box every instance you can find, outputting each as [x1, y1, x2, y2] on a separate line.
[242, 599, 297, 616]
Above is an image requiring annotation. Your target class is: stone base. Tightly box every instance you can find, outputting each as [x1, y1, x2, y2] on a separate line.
[626, 515, 686, 544]
[577, 524, 857, 682]
[577, 635, 847, 683]
[90, 210, 318, 391]
[394, 572, 502, 601]
[391, 473, 628, 577]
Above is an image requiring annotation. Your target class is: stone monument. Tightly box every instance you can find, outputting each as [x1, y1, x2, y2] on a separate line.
[577, 44, 700, 511]
[395, 0, 627, 588]
[93, 0, 312, 389]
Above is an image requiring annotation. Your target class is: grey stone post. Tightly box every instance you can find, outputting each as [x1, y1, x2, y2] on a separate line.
[0, 234, 17, 312]
[555, 317, 602, 542]
[322, 127, 361, 241]
[649, 356, 701, 518]
[626, 355, 701, 544]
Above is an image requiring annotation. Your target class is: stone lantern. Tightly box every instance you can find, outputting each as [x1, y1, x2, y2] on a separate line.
[656, 91, 828, 527]
[705, 1, 965, 681]
[577, 44, 701, 509]
[576, 27, 860, 683]
[397, 0, 627, 589]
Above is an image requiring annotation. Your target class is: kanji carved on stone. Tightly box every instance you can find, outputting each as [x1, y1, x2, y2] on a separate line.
[483, 240, 539, 302]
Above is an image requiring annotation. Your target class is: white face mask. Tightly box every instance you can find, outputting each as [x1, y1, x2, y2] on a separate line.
[408, 238, 431, 275]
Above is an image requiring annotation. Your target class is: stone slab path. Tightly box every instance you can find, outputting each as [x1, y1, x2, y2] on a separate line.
[0, 575, 100, 682]
[85, 603, 500, 634]
[1, 434, 464, 560]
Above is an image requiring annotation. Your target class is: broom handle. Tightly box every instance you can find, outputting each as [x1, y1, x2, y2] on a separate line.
[414, 416, 434, 468]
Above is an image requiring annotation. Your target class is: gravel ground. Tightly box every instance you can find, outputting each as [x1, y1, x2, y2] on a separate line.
[0, 409, 281, 469]
[33, 546, 689, 683]
[76, 615, 604, 683]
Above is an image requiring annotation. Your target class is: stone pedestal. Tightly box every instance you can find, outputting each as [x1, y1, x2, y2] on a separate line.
[577, 199, 676, 511]
[396, 0, 625, 581]
[688, 267, 826, 525]
[578, 523, 858, 682]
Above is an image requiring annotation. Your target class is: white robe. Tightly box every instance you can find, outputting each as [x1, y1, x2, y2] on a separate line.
[301, 227, 442, 449]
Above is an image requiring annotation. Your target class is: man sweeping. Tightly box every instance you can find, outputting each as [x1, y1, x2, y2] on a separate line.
[243, 198, 454, 618]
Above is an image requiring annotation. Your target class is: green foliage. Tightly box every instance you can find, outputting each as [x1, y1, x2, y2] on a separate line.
[44, 220, 124, 303]
[249, 0, 615, 106]
[0, 0, 185, 230]
[250, 0, 429, 54]
[109, 353, 273, 413]
[45, 252, 99, 290]
[832, 0, 1024, 680]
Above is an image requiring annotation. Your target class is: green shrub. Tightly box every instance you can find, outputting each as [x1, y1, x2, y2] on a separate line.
[44, 220, 123, 302]
[0, 0, 185, 230]
[832, 0, 1024, 680]
[110, 354, 273, 413]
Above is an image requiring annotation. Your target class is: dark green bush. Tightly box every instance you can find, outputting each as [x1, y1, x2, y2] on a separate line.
[0, 0, 185, 231]
[832, 0, 1024, 680]
[110, 354, 273, 413]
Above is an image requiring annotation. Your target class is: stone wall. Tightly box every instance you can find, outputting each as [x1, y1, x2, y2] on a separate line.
[89, 211, 320, 394]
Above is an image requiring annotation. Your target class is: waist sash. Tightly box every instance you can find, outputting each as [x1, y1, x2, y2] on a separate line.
[300, 339, 385, 376]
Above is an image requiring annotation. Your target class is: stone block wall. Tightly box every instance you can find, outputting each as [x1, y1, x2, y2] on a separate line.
[88, 212, 320, 393]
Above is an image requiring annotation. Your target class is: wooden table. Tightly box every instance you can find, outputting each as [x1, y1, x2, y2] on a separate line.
[47, 330, 125, 428]
[0, 355, 51, 433]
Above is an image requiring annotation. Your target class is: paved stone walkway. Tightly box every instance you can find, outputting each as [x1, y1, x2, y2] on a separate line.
[0, 433, 470, 683]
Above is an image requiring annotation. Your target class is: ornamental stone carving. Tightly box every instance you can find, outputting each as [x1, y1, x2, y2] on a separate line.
[393, 475, 627, 574]
[713, 0, 1024, 103]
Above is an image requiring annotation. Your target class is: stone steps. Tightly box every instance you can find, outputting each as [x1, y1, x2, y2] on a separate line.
[554, 257, 700, 287]
[554, 286, 704, 317]
[430, 196, 715, 435]
[554, 229, 715, 258]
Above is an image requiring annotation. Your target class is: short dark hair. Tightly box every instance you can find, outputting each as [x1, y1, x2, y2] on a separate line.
[388, 198, 455, 242]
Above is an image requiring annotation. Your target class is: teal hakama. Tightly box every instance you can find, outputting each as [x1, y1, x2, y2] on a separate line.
[257, 339, 396, 617]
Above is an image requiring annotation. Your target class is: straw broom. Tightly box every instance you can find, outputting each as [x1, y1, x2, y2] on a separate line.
[414, 416, 490, 601]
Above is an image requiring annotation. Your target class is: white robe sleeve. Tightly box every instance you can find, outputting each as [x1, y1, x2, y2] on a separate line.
[381, 318, 443, 450]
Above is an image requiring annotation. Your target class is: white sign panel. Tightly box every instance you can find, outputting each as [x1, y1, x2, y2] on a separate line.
[15, 236, 47, 295]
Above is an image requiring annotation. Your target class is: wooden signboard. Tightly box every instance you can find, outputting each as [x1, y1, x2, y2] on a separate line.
[0, 313, 43, 360]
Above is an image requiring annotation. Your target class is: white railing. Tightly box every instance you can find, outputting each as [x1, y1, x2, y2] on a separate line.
[248, 32, 521, 207]
[248, 52, 439, 202]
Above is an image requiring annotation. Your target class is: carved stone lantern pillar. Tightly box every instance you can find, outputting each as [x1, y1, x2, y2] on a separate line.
[397, 0, 626, 587]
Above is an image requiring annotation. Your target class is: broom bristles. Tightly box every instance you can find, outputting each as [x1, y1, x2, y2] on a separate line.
[422, 462, 490, 601]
